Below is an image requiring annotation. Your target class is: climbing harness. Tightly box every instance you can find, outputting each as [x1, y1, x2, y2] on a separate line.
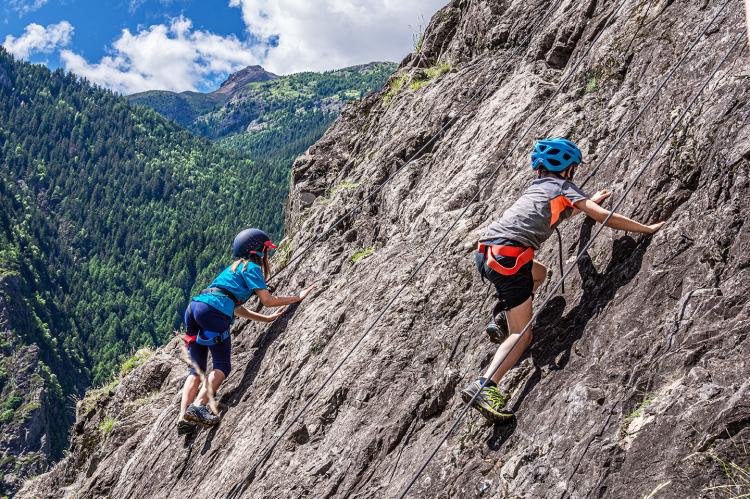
[225, 0, 629, 496]
[182, 301, 232, 346]
[397, 26, 745, 499]
[476, 242, 535, 276]
[200, 287, 243, 305]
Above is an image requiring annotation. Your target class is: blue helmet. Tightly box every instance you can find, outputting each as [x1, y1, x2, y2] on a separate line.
[531, 138, 582, 172]
[232, 228, 277, 258]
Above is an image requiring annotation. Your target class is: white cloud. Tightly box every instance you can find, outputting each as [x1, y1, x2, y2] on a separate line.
[60, 17, 263, 94]
[228, 0, 447, 74]
[6, 1, 447, 94]
[7, 0, 48, 17]
[2, 21, 74, 59]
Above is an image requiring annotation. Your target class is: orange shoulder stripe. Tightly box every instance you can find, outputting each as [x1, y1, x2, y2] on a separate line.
[549, 195, 574, 226]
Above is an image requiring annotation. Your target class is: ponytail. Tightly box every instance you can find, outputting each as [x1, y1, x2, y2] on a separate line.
[261, 252, 270, 279]
[231, 252, 269, 279]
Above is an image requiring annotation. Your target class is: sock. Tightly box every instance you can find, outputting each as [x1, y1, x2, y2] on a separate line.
[479, 377, 497, 388]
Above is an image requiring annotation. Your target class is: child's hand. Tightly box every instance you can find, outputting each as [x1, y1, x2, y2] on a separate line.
[591, 190, 612, 205]
[266, 308, 285, 322]
[298, 284, 316, 302]
[647, 221, 667, 234]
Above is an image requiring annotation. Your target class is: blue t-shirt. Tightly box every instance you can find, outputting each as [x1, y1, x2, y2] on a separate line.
[191, 262, 267, 318]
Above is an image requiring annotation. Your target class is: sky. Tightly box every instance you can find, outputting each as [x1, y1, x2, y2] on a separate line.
[0, 0, 447, 94]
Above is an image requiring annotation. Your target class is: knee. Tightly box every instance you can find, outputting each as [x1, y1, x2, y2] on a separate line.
[533, 262, 548, 281]
[185, 374, 201, 389]
[514, 329, 533, 347]
[212, 362, 231, 378]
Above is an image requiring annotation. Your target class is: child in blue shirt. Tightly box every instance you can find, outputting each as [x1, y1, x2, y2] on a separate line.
[178, 228, 314, 433]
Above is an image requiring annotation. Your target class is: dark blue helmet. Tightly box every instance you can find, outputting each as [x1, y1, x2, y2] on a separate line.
[531, 138, 582, 172]
[232, 228, 277, 258]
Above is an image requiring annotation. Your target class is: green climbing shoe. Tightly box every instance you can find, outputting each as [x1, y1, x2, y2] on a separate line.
[460, 380, 514, 423]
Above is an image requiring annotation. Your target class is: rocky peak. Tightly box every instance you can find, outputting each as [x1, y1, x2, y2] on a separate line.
[19, 0, 750, 498]
[212, 65, 278, 96]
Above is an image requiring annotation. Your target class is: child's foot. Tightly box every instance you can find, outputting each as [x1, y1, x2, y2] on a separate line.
[184, 404, 220, 427]
[486, 311, 509, 343]
[177, 419, 197, 435]
[460, 379, 514, 423]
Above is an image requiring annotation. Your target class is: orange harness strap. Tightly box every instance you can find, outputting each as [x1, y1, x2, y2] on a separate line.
[477, 242, 535, 276]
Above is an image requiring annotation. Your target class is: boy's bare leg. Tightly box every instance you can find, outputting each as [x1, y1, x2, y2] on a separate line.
[531, 260, 547, 293]
[484, 297, 534, 384]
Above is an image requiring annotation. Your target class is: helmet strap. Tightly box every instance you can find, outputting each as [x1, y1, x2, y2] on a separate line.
[565, 165, 576, 180]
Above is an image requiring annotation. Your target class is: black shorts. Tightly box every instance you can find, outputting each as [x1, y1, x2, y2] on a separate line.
[475, 251, 533, 311]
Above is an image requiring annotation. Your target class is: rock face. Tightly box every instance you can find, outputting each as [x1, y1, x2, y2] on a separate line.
[20, 0, 750, 498]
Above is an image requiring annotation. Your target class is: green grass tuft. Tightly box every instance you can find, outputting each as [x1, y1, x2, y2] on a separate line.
[586, 76, 598, 93]
[351, 247, 375, 263]
[410, 62, 452, 91]
[384, 74, 409, 104]
[81, 378, 120, 414]
[119, 347, 154, 378]
[620, 394, 656, 436]
[99, 416, 118, 436]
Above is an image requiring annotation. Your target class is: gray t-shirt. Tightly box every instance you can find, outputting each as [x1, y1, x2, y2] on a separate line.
[481, 177, 589, 249]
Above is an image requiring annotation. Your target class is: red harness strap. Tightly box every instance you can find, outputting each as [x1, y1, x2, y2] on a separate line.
[477, 242, 535, 276]
[183, 334, 197, 345]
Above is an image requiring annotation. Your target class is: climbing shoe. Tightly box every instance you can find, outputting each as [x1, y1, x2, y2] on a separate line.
[486, 311, 509, 344]
[184, 404, 220, 427]
[176, 419, 197, 436]
[460, 380, 514, 423]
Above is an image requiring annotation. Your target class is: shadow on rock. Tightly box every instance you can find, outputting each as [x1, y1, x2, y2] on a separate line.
[486, 418, 518, 451]
[219, 302, 300, 411]
[510, 218, 653, 413]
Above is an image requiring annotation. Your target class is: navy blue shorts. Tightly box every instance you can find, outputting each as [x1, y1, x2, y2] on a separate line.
[475, 252, 533, 311]
[184, 301, 232, 376]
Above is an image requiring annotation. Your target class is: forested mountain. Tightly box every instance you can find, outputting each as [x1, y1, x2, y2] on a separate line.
[129, 62, 397, 207]
[0, 174, 87, 491]
[0, 48, 288, 494]
[127, 65, 278, 128]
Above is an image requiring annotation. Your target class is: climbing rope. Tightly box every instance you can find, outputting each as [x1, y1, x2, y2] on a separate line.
[494, 0, 734, 301]
[397, 29, 745, 499]
[577, 0, 734, 190]
[225, 1, 631, 496]
[264, 0, 563, 285]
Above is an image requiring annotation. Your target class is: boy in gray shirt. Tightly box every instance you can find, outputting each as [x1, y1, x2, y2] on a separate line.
[463, 138, 666, 423]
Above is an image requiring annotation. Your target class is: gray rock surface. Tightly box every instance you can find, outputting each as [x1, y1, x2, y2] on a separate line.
[20, 0, 750, 497]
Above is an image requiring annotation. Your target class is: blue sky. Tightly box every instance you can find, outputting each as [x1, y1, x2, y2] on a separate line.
[1, 0, 447, 94]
